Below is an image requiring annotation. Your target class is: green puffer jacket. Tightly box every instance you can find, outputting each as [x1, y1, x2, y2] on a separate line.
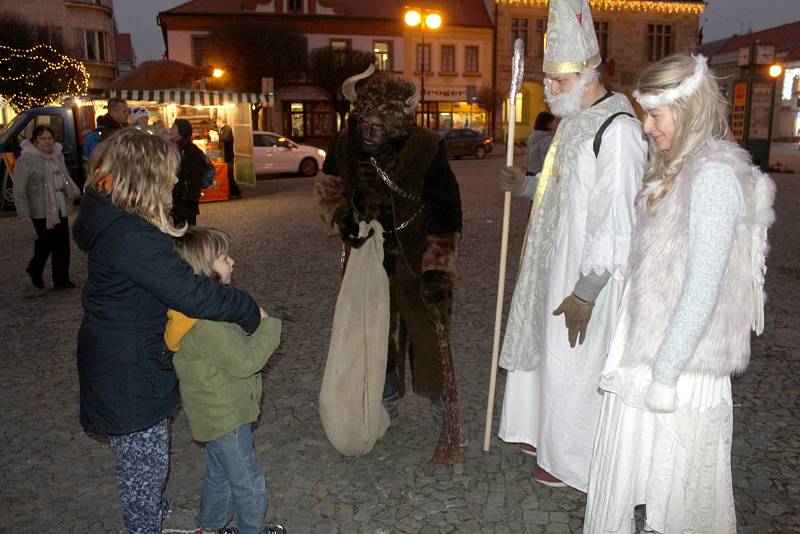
[172, 316, 282, 442]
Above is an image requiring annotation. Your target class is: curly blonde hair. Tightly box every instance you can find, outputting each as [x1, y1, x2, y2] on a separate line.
[637, 54, 730, 212]
[172, 227, 231, 281]
[86, 128, 186, 237]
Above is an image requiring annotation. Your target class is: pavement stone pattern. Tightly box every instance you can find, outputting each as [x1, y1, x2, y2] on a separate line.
[0, 157, 797, 533]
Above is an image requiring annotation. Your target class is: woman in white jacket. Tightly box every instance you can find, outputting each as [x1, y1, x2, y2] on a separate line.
[13, 125, 77, 289]
[583, 54, 776, 533]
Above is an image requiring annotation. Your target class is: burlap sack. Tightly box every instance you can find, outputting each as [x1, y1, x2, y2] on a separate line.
[319, 220, 391, 456]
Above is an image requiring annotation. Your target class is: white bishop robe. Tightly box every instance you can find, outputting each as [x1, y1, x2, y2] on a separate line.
[498, 92, 647, 491]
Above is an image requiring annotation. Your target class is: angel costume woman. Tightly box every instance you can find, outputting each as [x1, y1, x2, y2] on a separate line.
[583, 54, 776, 533]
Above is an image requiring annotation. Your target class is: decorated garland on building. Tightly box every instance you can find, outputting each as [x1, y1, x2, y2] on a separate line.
[0, 44, 90, 111]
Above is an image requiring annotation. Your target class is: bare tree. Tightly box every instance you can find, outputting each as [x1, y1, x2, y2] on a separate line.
[204, 23, 307, 92]
[308, 46, 376, 130]
[0, 13, 87, 111]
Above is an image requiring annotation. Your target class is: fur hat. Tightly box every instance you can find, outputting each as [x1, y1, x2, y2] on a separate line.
[130, 106, 149, 123]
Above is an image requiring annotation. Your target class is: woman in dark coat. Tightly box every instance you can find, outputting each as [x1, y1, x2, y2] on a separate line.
[170, 118, 204, 225]
[74, 128, 262, 534]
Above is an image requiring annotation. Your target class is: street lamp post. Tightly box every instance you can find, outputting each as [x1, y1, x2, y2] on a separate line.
[404, 7, 442, 128]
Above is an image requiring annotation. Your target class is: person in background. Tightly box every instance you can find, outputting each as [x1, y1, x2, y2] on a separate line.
[216, 116, 242, 199]
[84, 97, 128, 158]
[171, 119, 204, 226]
[13, 125, 77, 289]
[167, 227, 285, 534]
[130, 107, 150, 130]
[73, 128, 263, 534]
[525, 111, 556, 176]
[151, 119, 172, 142]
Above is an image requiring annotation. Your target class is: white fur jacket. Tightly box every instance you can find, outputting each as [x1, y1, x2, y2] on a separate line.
[619, 139, 775, 378]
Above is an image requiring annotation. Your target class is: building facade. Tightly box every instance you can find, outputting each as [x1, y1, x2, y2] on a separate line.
[402, 0, 494, 132]
[702, 21, 800, 143]
[1, 0, 119, 93]
[494, 0, 704, 140]
[158, 0, 494, 146]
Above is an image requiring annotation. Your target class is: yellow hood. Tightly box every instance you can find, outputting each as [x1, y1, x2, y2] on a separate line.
[164, 309, 199, 352]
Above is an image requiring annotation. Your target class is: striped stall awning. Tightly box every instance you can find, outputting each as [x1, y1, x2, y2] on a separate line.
[108, 89, 272, 106]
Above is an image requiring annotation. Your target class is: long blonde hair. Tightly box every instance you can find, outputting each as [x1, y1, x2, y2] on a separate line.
[86, 128, 186, 237]
[172, 227, 231, 281]
[637, 54, 730, 211]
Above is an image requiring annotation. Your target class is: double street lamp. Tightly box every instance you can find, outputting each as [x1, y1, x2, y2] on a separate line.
[404, 7, 443, 128]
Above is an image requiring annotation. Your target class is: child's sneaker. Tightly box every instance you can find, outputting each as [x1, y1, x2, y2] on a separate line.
[263, 526, 286, 534]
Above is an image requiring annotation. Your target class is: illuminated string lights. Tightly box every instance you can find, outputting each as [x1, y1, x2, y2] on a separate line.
[495, 0, 705, 14]
[0, 44, 90, 110]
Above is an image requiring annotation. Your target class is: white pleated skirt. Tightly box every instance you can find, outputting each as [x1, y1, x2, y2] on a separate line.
[584, 366, 737, 534]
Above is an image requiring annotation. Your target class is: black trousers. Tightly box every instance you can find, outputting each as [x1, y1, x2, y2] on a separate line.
[227, 161, 242, 197]
[29, 217, 71, 286]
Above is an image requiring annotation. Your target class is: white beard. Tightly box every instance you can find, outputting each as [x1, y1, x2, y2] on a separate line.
[544, 69, 597, 118]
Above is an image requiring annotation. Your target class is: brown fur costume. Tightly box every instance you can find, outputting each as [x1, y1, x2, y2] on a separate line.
[315, 116, 462, 397]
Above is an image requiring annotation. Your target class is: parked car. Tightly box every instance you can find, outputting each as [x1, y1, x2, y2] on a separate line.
[438, 128, 493, 159]
[252, 131, 326, 177]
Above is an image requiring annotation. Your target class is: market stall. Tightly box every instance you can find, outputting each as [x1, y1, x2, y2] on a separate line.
[108, 88, 272, 202]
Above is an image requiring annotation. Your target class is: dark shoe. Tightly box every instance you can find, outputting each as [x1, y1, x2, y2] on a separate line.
[519, 443, 537, 457]
[26, 266, 44, 289]
[54, 281, 76, 290]
[264, 525, 286, 534]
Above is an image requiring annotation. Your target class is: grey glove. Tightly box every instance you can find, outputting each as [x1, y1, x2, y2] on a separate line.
[499, 165, 526, 196]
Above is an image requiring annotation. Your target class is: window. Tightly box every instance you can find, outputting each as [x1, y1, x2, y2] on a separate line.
[373, 41, 392, 70]
[253, 134, 277, 147]
[287, 0, 303, 12]
[192, 37, 208, 66]
[464, 46, 479, 74]
[594, 21, 609, 58]
[331, 39, 349, 68]
[511, 18, 529, 56]
[85, 30, 96, 60]
[82, 30, 109, 61]
[536, 19, 547, 56]
[647, 24, 672, 62]
[416, 44, 431, 73]
[441, 45, 455, 73]
[97, 30, 106, 61]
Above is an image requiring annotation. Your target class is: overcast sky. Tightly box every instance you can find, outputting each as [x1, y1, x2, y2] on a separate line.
[115, 0, 800, 62]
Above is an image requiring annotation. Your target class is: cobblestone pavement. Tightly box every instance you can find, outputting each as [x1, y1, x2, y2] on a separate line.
[0, 159, 798, 534]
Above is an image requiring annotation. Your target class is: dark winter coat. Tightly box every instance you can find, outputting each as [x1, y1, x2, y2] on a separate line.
[219, 124, 235, 163]
[73, 190, 260, 435]
[173, 140, 205, 224]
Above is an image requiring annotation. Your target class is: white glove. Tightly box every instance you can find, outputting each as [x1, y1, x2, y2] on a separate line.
[644, 379, 678, 413]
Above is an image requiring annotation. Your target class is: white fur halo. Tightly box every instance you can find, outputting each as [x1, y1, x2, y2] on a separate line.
[633, 54, 709, 110]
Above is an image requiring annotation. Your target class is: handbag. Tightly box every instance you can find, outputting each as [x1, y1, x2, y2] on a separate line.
[63, 174, 82, 200]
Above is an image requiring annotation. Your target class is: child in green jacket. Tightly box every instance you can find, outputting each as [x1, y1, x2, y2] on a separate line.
[165, 227, 285, 534]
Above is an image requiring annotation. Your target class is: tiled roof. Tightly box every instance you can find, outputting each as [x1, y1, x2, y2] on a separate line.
[714, 20, 800, 56]
[161, 0, 493, 27]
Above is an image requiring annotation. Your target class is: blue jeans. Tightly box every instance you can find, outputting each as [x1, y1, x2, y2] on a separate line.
[196, 424, 268, 534]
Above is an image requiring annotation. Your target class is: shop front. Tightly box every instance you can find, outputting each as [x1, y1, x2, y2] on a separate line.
[415, 85, 488, 133]
[281, 101, 336, 148]
[109, 89, 271, 201]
